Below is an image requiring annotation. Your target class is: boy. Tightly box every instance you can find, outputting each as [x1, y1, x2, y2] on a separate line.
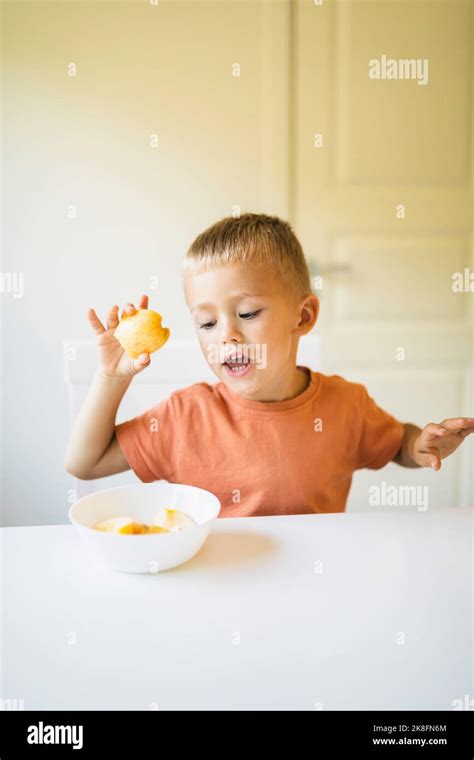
[64, 213, 473, 517]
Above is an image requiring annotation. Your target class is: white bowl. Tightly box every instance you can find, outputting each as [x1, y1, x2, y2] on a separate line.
[68, 481, 221, 574]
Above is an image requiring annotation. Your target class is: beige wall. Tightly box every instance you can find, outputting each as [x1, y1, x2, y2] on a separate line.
[2, 0, 291, 525]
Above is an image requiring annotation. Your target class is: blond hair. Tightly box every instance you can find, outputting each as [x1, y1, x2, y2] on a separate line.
[182, 212, 313, 301]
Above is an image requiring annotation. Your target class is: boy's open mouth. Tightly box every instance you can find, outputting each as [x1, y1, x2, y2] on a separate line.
[222, 356, 254, 375]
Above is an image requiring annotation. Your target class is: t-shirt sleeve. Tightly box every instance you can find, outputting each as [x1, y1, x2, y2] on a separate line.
[355, 385, 405, 470]
[115, 395, 177, 483]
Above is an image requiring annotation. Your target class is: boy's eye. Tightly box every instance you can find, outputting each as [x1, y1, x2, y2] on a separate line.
[199, 310, 261, 329]
[239, 310, 261, 319]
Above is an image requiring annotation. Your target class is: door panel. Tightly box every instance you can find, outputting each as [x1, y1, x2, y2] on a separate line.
[293, 0, 473, 509]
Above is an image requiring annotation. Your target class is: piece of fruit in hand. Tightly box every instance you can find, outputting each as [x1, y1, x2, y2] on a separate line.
[114, 308, 170, 359]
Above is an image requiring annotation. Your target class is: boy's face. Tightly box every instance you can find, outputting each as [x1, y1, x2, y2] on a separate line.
[184, 263, 318, 398]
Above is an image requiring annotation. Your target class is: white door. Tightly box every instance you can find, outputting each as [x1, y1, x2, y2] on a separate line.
[292, 0, 473, 510]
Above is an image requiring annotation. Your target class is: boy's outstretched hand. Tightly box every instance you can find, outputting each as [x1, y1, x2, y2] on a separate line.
[411, 418, 474, 470]
[88, 294, 151, 380]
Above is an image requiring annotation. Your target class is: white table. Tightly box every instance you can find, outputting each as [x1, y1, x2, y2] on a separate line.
[1, 509, 472, 710]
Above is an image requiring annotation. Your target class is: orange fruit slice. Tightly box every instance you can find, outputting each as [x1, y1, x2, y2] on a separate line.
[114, 308, 170, 359]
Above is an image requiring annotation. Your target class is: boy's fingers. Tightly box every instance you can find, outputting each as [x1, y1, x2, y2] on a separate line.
[132, 353, 150, 373]
[417, 447, 441, 470]
[106, 305, 120, 331]
[87, 308, 106, 335]
[121, 302, 136, 318]
[139, 294, 149, 309]
[439, 417, 474, 431]
[423, 423, 450, 439]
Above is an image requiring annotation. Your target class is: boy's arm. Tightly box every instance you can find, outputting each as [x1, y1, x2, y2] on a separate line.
[392, 419, 474, 470]
[65, 295, 153, 479]
[64, 370, 133, 479]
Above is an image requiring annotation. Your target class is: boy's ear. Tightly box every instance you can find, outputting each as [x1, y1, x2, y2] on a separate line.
[296, 294, 319, 333]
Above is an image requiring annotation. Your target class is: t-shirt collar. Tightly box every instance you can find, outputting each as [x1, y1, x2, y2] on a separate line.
[217, 365, 319, 413]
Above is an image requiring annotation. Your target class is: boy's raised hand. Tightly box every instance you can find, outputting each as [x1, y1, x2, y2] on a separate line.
[411, 418, 474, 470]
[87, 294, 151, 379]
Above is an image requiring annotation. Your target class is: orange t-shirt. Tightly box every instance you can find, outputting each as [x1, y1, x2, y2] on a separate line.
[115, 366, 405, 518]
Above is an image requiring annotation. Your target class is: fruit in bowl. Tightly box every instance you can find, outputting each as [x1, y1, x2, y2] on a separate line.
[114, 308, 170, 359]
[68, 482, 221, 574]
[93, 508, 196, 534]
[93, 517, 168, 534]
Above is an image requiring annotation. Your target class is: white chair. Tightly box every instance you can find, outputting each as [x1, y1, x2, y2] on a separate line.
[63, 336, 321, 498]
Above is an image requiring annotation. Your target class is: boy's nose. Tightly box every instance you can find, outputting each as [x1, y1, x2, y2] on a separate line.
[219, 320, 244, 343]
